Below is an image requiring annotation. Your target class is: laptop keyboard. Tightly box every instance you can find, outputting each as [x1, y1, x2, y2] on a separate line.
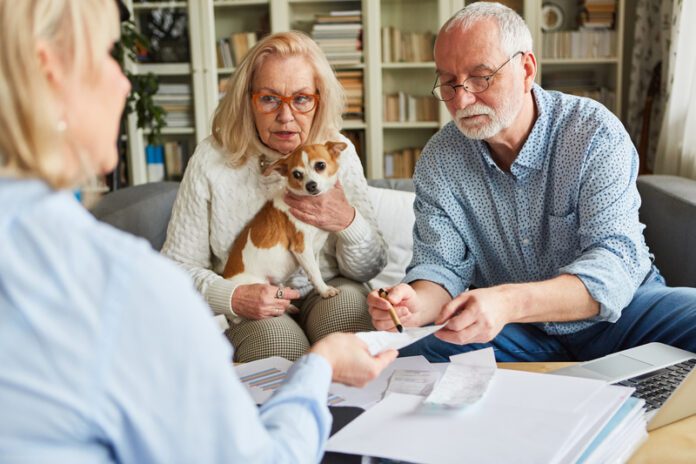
[616, 358, 696, 411]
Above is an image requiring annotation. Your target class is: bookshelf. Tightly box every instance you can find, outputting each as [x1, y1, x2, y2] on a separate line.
[123, 0, 206, 185]
[122, 0, 625, 185]
[532, 0, 625, 115]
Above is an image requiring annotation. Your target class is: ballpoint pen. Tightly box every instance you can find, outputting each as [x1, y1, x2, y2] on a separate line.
[378, 288, 404, 333]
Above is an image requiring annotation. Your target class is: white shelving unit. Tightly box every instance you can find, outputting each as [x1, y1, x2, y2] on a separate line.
[123, 0, 624, 184]
[124, 0, 207, 185]
[530, 0, 625, 116]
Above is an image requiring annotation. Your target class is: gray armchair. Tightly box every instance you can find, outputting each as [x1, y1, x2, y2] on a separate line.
[636, 175, 696, 287]
[91, 181, 179, 251]
[91, 175, 696, 287]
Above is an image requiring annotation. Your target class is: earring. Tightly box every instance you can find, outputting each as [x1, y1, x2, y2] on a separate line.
[56, 119, 67, 132]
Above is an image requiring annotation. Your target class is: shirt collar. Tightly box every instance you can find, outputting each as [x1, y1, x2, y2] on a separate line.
[477, 85, 551, 176]
[512, 84, 550, 173]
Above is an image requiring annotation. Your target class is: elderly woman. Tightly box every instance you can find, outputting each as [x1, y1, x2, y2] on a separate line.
[162, 31, 387, 362]
[0, 0, 395, 459]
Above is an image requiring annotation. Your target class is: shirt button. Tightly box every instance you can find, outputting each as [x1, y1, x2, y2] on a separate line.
[233, 317, 242, 324]
[521, 238, 530, 246]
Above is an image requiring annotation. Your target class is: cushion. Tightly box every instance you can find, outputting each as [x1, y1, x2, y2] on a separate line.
[367, 186, 416, 290]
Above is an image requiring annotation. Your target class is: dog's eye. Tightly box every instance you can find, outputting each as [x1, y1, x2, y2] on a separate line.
[314, 161, 326, 172]
[292, 170, 303, 180]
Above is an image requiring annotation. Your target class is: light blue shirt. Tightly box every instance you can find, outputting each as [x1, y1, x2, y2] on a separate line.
[0, 178, 332, 463]
[405, 85, 652, 335]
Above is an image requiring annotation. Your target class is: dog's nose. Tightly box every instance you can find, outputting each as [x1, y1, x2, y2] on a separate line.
[306, 181, 318, 194]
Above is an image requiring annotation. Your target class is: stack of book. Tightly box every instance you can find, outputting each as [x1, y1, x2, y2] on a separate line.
[216, 32, 258, 68]
[579, 0, 617, 29]
[383, 92, 438, 123]
[384, 146, 422, 179]
[336, 70, 363, 121]
[145, 140, 190, 182]
[541, 28, 616, 59]
[154, 83, 193, 129]
[311, 10, 363, 67]
[380, 27, 435, 63]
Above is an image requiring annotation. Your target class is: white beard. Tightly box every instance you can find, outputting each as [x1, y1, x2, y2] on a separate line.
[454, 91, 522, 140]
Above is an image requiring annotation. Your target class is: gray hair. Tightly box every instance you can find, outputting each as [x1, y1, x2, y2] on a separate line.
[443, 2, 533, 56]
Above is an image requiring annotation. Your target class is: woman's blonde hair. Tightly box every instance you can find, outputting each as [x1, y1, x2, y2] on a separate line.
[0, 0, 120, 189]
[212, 31, 345, 166]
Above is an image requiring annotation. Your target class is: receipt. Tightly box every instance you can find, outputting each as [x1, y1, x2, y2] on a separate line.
[423, 348, 497, 408]
[385, 369, 441, 396]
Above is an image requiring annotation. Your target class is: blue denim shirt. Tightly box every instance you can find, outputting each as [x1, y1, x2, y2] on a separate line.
[0, 178, 332, 463]
[405, 85, 652, 335]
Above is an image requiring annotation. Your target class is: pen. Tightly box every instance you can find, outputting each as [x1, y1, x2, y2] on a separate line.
[378, 288, 404, 333]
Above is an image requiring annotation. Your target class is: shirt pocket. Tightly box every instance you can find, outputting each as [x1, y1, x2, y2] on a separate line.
[547, 212, 579, 267]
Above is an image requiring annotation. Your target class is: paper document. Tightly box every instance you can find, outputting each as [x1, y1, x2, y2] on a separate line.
[386, 369, 441, 396]
[235, 356, 347, 405]
[424, 350, 497, 408]
[327, 392, 581, 464]
[330, 355, 437, 408]
[356, 324, 445, 356]
[327, 368, 632, 464]
[235, 356, 293, 404]
[450, 345, 496, 367]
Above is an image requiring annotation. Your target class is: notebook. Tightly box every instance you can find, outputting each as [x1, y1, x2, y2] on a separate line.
[552, 342, 696, 430]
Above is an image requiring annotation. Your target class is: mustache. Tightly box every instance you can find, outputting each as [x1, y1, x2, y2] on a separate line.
[455, 104, 494, 119]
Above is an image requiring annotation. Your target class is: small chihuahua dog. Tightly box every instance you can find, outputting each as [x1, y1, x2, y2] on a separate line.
[222, 141, 347, 298]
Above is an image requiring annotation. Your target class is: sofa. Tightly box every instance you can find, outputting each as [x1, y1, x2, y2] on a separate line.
[91, 175, 696, 289]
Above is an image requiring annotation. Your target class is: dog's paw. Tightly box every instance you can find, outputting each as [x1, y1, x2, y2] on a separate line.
[320, 287, 340, 298]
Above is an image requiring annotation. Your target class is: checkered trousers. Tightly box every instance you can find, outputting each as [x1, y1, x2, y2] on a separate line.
[226, 277, 374, 363]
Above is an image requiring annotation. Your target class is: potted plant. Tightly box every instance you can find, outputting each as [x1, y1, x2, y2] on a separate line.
[111, 13, 166, 188]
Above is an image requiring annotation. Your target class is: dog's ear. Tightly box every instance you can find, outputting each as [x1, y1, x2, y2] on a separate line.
[325, 141, 347, 159]
[263, 158, 288, 177]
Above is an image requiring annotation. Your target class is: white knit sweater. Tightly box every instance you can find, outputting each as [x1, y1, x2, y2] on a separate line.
[161, 134, 388, 317]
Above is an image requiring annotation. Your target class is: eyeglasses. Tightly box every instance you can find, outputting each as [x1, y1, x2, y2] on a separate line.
[251, 92, 320, 114]
[431, 51, 524, 101]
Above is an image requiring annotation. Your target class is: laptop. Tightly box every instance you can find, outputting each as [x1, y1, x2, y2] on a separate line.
[552, 342, 696, 431]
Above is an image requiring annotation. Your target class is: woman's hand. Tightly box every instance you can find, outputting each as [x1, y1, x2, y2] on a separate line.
[310, 333, 397, 387]
[284, 181, 355, 232]
[231, 284, 301, 320]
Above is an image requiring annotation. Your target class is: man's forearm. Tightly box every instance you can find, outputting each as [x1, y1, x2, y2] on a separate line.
[411, 280, 453, 325]
[505, 274, 600, 324]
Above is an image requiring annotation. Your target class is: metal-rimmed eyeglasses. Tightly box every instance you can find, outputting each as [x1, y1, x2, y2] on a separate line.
[251, 92, 320, 114]
[431, 51, 524, 101]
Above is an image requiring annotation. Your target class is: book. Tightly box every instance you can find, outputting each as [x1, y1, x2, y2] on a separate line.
[146, 145, 165, 183]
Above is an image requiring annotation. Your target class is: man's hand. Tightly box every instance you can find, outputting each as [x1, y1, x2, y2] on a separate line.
[310, 333, 397, 387]
[367, 283, 422, 331]
[231, 284, 301, 320]
[284, 181, 355, 232]
[434, 286, 513, 344]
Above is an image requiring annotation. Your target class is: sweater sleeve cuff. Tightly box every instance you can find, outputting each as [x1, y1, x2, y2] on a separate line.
[336, 209, 370, 245]
[205, 278, 238, 317]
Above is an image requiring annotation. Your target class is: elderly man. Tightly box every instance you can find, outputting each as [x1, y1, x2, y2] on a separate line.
[368, 2, 696, 362]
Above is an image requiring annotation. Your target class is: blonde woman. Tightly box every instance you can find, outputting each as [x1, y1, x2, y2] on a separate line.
[0, 1, 396, 460]
[162, 31, 387, 362]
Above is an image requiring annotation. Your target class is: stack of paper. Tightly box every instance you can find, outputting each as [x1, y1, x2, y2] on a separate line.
[236, 346, 647, 463]
[325, 359, 647, 463]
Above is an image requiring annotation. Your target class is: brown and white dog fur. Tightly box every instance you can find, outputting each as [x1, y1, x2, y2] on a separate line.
[222, 141, 347, 298]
